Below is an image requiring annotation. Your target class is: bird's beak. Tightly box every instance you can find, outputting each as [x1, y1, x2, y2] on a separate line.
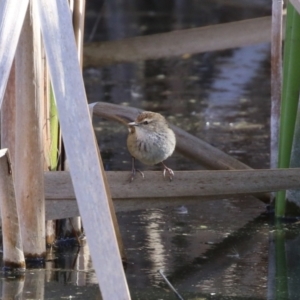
[128, 121, 137, 133]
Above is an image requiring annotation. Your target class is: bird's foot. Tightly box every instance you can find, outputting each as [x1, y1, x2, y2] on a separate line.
[130, 168, 144, 182]
[162, 162, 174, 181]
[130, 156, 144, 182]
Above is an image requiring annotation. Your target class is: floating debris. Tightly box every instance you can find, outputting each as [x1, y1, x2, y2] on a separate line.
[227, 247, 241, 258]
[174, 205, 188, 214]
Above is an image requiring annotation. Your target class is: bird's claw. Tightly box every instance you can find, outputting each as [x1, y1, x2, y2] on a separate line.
[130, 168, 144, 182]
[163, 166, 174, 181]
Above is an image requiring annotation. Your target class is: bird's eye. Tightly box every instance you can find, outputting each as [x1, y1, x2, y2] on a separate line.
[143, 120, 149, 125]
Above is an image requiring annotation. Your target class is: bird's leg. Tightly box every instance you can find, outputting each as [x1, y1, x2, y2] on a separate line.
[161, 162, 174, 181]
[130, 156, 144, 182]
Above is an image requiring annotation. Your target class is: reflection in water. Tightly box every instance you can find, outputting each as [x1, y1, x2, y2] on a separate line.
[268, 222, 289, 300]
[23, 270, 45, 299]
[2, 275, 24, 299]
[204, 43, 270, 124]
[198, 278, 216, 293]
[223, 263, 238, 290]
[71, 243, 94, 286]
[143, 210, 167, 284]
[267, 221, 300, 300]
[0, 244, 101, 299]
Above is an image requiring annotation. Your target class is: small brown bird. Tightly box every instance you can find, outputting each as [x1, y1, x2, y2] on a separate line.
[127, 111, 176, 181]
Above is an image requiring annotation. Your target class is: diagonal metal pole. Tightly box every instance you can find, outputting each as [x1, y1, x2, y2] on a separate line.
[290, 0, 300, 14]
[34, 0, 130, 299]
[0, 0, 29, 106]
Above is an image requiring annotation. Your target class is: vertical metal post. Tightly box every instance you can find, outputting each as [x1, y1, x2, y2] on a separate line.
[15, 3, 46, 258]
